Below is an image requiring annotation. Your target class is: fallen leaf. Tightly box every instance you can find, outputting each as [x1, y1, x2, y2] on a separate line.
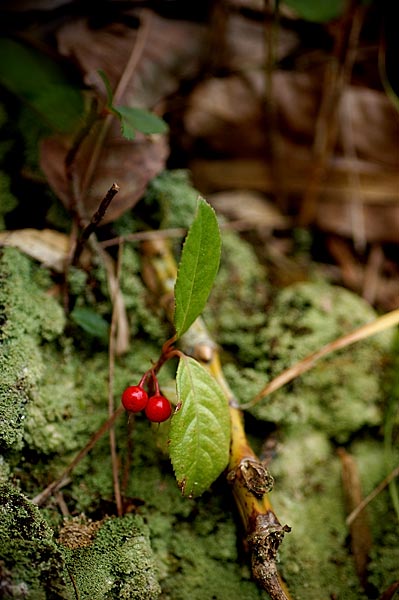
[0, 228, 70, 272]
[40, 124, 168, 224]
[208, 190, 290, 230]
[40, 10, 207, 223]
[185, 72, 266, 156]
[56, 12, 206, 109]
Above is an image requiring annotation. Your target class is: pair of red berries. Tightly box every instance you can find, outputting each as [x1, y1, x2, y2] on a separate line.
[121, 385, 172, 423]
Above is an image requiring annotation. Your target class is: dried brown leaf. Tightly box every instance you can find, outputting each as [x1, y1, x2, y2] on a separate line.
[185, 73, 266, 156]
[208, 190, 290, 230]
[40, 11, 207, 223]
[57, 12, 206, 108]
[40, 124, 168, 224]
[0, 228, 70, 272]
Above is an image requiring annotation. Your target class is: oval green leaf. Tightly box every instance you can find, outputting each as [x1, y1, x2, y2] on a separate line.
[115, 105, 169, 140]
[169, 356, 231, 498]
[173, 199, 221, 339]
[70, 307, 109, 341]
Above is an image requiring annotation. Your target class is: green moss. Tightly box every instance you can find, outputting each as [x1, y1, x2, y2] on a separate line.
[204, 230, 269, 363]
[269, 428, 368, 600]
[0, 482, 68, 599]
[144, 170, 199, 229]
[120, 244, 170, 341]
[226, 281, 390, 442]
[122, 418, 269, 600]
[61, 514, 160, 600]
[351, 439, 399, 593]
[0, 248, 65, 449]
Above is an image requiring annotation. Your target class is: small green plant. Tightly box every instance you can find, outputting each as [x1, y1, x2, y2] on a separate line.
[98, 69, 168, 139]
[120, 197, 230, 498]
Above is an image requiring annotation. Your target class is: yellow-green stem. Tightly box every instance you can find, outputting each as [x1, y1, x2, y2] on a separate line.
[140, 238, 291, 600]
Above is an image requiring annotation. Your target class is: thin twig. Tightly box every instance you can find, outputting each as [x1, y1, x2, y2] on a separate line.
[100, 227, 187, 249]
[240, 307, 399, 409]
[347, 463, 399, 527]
[99, 218, 275, 250]
[362, 244, 384, 305]
[72, 182, 120, 265]
[66, 568, 80, 600]
[80, 9, 153, 197]
[55, 491, 70, 518]
[32, 405, 125, 507]
[108, 242, 124, 517]
[140, 238, 291, 600]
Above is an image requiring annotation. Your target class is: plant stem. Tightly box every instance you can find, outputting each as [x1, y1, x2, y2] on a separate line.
[32, 404, 125, 507]
[108, 242, 124, 517]
[72, 182, 120, 265]
[140, 238, 291, 600]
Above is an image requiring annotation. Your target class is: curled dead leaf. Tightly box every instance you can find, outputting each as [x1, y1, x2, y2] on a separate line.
[56, 12, 206, 108]
[40, 123, 168, 224]
[40, 11, 207, 224]
[0, 228, 71, 272]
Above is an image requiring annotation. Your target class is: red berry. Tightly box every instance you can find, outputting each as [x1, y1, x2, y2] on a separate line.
[145, 395, 172, 423]
[121, 385, 148, 412]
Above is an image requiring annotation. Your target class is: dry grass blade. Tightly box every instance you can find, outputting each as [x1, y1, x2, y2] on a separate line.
[347, 463, 399, 527]
[108, 242, 124, 517]
[240, 307, 399, 409]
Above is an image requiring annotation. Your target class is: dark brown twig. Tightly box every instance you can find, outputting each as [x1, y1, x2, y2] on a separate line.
[80, 9, 153, 198]
[72, 182, 120, 265]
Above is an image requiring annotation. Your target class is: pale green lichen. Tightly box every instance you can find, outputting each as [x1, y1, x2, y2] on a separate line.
[203, 229, 269, 362]
[225, 281, 390, 442]
[120, 244, 170, 341]
[0, 247, 65, 450]
[267, 429, 399, 599]
[269, 427, 366, 600]
[351, 438, 399, 593]
[144, 170, 198, 229]
[125, 418, 269, 600]
[61, 514, 161, 600]
[0, 482, 68, 599]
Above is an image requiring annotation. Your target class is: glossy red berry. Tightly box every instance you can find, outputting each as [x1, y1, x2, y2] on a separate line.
[145, 395, 172, 423]
[121, 385, 148, 412]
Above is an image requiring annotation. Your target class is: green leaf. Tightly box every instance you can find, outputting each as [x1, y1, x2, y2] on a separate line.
[70, 307, 109, 341]
[97, 69, 114, 108]
[283, 0, 344, 22]
[115, 106, 168, 140]
[174, 198, 221, 338]
[169, 356, 231, 498]
[0, 38, 83, 133]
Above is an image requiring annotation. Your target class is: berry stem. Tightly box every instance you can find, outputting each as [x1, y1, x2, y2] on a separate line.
[140, 238, 292, 600]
